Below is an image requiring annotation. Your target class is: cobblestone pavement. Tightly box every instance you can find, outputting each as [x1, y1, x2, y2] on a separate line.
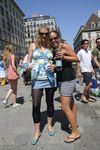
[0, 79, 100, 150]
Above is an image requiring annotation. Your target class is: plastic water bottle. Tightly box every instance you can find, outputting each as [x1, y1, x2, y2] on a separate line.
[55, 47, 62, 71]
[55, 58, 62, 71]
[91, 75, 97, 89]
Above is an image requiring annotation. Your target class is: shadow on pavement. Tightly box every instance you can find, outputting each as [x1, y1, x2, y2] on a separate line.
[74, 93, 82, 101]
[40, 109, 71, 134]
[16, 96, 24, 104]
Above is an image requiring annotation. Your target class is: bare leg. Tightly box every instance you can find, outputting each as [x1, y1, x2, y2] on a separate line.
[9, 79, 18, 104]
[82, 82, 91, 100]
[61, 96, 80, 137]
[47, 117, 54, 131]
[70, 97, 77, 127]
[5, 89, 13, 101]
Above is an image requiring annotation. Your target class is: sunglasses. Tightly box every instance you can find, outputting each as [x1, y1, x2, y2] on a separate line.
[39, 32, 49, 36]
[97, 41, 100, 44]
[84, 42, 89, 45]
[50, 36, 58, 41]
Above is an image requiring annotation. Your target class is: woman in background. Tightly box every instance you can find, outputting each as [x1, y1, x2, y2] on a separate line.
[2, 47, 21, 108]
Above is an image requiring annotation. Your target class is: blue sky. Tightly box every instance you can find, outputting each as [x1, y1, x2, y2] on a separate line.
[16, 0, 100, 47]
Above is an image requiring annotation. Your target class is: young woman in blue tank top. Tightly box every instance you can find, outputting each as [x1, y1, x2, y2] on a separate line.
[28, 27, 57, 145]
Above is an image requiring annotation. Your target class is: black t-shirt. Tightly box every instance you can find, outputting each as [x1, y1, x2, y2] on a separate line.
[57, 60, 75, 82]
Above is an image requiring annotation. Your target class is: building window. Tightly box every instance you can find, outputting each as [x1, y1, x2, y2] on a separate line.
[16, 38, 18, 45]
[9, 4, 12, 12]
[88, 39, 92, 49]
[13, 8, 15, 16]
[0, 5, 4, 16]
[12, 26, 14, 33]
[16, 12, 18, 18]
[10, 15, 13, 24]
[15, 28, 17, 35]
[5, 11, 9, 20]
[0, 29, 2, 38]
[20, 24, 21, 30]
[3, 31, 6, 40]
[7, 22, 11, 31]
[8, 33, 11, 42]
[98, 22, 100, 28]
[4, 0, 7, 8]
[2, 18, 6, 28]
[96, 32, 100, 38]
[14, 19, 16, 26]
[91, 22, 96, 28]
[18, 30, 20, 36]
[13, 36, 15, 43]
[28, 33, 30, 38]
[88, 33, 91, 38]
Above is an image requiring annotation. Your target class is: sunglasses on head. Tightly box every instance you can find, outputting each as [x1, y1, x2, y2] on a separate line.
[39, 32, 49, 36]
[50, 36, 58, 41]
[84, 42, 89, 44]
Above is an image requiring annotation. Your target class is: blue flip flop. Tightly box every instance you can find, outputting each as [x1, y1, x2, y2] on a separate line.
[48, 130, 55, 136]
[31, 138, 39, 145]
[31, 135, 41, 145]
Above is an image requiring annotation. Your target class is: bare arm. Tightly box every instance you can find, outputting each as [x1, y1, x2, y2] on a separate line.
[93, 56, 100, 68]
[28, 43, 36, 63]
[56, 43, 79, 62]
[76, 62, 82, 78]
[11, 55, 19, 75]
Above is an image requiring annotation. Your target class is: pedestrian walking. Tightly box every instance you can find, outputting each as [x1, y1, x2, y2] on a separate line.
[28, 26, 57, 145]
[77, 39, 94, 102]
[92, 37, 100, 88]
[2, 47, 21, 108]
[49, 30, 80, 143]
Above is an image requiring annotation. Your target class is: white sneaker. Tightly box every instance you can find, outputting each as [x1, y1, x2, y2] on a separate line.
[13, 103, 21, 108]
[2, 99, 8, 105]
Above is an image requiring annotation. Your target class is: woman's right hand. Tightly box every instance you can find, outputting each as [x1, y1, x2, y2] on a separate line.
[55, 51, 64, 59]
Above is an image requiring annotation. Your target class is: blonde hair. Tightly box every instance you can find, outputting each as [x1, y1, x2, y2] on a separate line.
[35, 26, 50, 49]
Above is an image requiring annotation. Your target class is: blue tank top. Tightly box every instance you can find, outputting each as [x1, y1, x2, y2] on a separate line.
[31, 48, 54, 80]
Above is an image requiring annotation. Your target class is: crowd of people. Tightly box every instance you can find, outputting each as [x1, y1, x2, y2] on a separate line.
[1, 26, 100, 145]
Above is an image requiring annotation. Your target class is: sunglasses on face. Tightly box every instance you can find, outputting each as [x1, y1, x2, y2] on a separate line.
[50, 36, 58, 41]
[39, 32, 49, 36]
[97, 41, 100, 44]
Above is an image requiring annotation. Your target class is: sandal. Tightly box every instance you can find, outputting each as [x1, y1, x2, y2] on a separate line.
[88, 98, 96, 103]
[48, 130, 55, 136]
[64, 135, 81, 143]
[31, 135, 41, 145]
[80, 96, 88, 103]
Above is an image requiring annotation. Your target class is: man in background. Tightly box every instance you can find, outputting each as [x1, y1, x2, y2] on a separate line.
[92, 38, 100, 87]
[77, 39, 94, 103]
